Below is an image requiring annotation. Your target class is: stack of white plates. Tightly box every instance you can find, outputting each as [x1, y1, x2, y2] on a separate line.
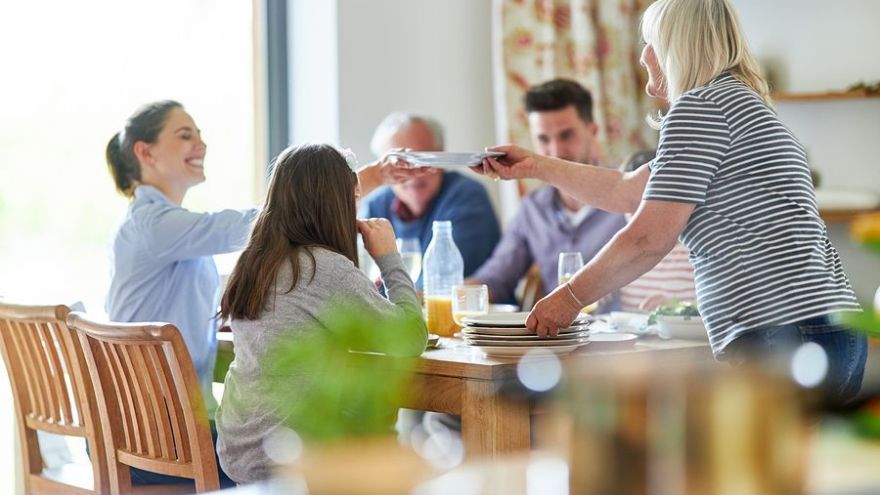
[460, 312, 592, 357]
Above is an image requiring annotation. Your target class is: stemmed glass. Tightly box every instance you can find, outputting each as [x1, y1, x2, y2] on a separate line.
[357, 236, 381, 282]
[557, 252, 584, 286]
[397, 238, 422, 283]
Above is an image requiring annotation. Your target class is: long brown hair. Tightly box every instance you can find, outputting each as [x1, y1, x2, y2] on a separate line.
[220, 144, 359, 321]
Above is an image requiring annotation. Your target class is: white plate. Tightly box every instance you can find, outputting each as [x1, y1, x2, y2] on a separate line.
[386, 151, 505, 168]
[461, 324, 590, 337]
[489, 303, 519, 313]
[462, 312, 592, 328]
[462, 330, 590, 341]
[478, 343, 587, 358]
[590, 333, 638, 348]
[592, 312, 653, 336]
[467, 337, 591, 348]
[657, 316, 707, 341]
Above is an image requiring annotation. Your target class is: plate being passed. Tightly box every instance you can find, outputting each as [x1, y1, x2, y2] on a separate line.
[462, 312, 592, 328]
[477, 342, 588, 358]
[385, 151, 505, 168]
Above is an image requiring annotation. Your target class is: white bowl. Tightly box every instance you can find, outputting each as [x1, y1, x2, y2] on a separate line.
[656, 315, 707, 341]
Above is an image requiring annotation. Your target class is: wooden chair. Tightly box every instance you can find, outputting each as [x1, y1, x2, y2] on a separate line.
[518, 264, 544, 311]
[67, 312, 220, 494]
[0, 302, 108, 494]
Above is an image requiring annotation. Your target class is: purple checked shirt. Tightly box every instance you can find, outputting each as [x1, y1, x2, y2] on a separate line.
[473, 186, 627, 307]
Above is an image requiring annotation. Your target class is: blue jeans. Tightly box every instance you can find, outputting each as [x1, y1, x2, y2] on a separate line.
[724, 315, 868, 406]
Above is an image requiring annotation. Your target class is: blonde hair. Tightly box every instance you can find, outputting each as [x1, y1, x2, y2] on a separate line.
[641, 0, 771, 125]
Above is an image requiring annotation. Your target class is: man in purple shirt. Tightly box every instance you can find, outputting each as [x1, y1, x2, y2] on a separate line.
[470, 79, 627, 307]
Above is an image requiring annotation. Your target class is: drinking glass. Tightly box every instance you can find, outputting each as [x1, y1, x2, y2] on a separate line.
[358, 236, 381, 282]
[397, 238, 422, 283]
[558, 252, 584, 286]
[451, 285, 490, 327]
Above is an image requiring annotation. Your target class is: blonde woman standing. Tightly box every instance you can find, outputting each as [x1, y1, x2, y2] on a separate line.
[477, 0, 865, 404]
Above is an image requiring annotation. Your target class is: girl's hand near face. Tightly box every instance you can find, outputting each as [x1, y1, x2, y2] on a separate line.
[357, 218, 398, 258]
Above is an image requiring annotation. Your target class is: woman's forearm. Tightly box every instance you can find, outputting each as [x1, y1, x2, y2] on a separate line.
[569, 228, 674, 306]
[536, 157, 647, 213]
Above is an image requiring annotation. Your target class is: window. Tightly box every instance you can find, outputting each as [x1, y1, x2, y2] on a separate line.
[0, 0, 258, 312]
[0, 3, 259, 489]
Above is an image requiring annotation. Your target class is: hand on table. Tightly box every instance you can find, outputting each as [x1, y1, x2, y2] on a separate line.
[357, 218, 398, 258]
[526, 284, 584, 337]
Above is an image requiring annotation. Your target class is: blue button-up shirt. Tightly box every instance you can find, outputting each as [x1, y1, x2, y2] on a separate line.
[105, 185, 258, 414]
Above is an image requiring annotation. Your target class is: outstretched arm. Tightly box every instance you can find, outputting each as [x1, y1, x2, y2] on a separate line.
[473, 145, 650, 214]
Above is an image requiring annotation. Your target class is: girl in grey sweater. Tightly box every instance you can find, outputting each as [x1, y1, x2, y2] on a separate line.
[215, 144, 427, 483]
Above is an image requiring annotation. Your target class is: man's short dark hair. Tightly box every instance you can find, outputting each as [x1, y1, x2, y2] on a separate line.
[524, 79, 594, 123]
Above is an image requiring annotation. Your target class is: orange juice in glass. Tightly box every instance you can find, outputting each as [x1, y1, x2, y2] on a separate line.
[426, 296, 457, 336]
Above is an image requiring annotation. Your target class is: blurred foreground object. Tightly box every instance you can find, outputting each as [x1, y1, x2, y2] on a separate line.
[562, 356, 809, 495]
[847, 213, 880, 438]
[262, 303, 433, 494]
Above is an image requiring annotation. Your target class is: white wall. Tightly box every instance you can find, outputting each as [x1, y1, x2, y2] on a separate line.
[290, 0, 339, 146]
[733, 0, 880, 301]
[292, 0, 502, 212]
[335, 0, 496, 162]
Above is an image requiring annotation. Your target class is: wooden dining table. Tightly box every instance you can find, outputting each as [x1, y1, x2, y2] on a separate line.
[215, 333, 711, 458]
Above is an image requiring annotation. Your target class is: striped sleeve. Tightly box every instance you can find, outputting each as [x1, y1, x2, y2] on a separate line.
[643, 93, 731, 205]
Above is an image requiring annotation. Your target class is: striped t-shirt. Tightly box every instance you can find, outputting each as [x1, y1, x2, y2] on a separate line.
[643, 72, 860, 356]
[620, 243, 696, 313]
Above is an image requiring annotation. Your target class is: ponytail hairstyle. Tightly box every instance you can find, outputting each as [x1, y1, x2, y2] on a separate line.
[105, 100, 183, 197]
[220, 144, 360, 321]
[641, 0, 771, 126]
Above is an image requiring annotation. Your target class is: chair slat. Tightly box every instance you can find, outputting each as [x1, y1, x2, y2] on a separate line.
[100, 340, 134, 454]
[124, 344, 160, 458]
[146, 344, 185, 461]
[50, 320, 82, 427]
[141, 344, 175, 460]
[15, 321, 50, 421]
[108, 340, 144, 455]
[32, 321, 62, 422]
[40, 322, 74, 425]
[159, 344, 192, 463]
[8, 322, 41, 419]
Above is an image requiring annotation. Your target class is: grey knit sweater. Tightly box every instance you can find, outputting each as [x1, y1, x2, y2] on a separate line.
[215, 247, 426, 483]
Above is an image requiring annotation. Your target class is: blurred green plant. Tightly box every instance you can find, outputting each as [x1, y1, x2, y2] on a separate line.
[647, 300, 700, 325]
[261, 301, 426, 443]
[839, 213, 880, 336]
[843, 213, 880, 437]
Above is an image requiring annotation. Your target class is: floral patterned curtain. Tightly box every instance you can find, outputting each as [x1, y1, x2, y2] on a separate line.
[494, 0, 658, 167]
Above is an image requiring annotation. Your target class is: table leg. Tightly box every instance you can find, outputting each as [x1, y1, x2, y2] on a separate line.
[460, 380, 530, 458]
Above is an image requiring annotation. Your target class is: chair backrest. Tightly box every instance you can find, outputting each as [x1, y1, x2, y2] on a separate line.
[67, 312, 219, 493]
[518, 264, 544, 311]
[0, 301, 108, 494]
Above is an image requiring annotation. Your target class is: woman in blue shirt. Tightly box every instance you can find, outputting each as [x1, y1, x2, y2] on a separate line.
[103, 100, 253, 486]
[105, 101, 257, 414]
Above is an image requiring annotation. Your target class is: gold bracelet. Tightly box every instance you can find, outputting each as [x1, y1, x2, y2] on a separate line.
[565, 282, 585, 308]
